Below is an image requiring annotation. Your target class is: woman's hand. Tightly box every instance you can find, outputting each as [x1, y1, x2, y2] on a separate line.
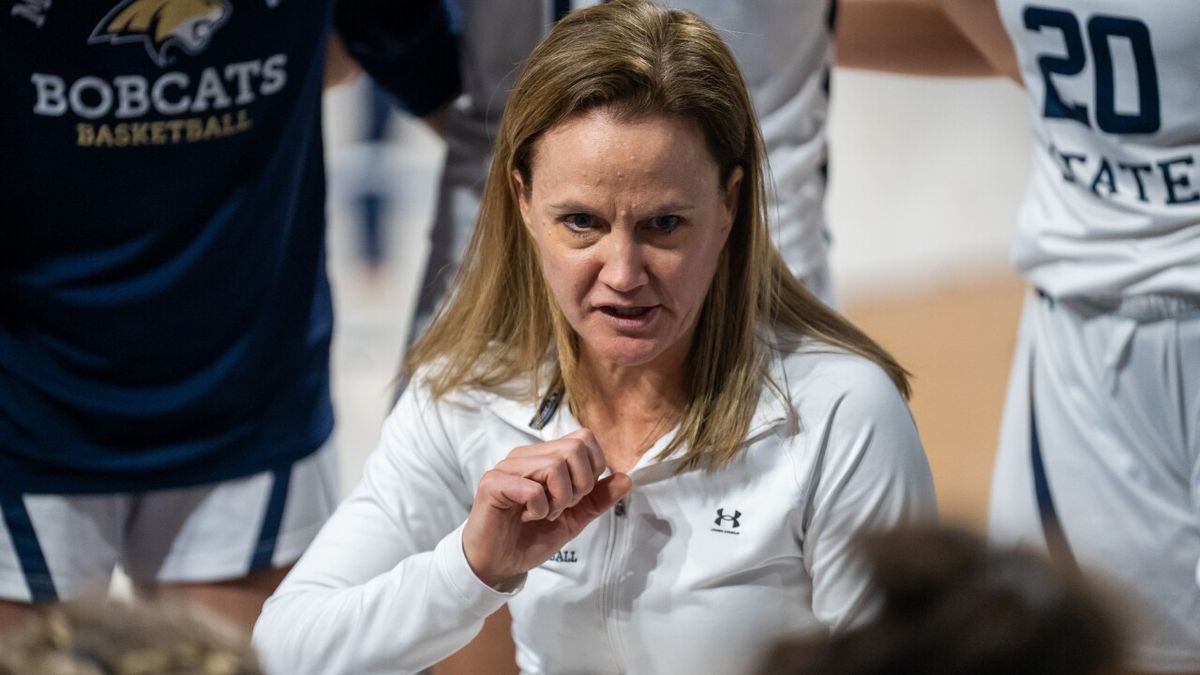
[462, 429, 632, 589]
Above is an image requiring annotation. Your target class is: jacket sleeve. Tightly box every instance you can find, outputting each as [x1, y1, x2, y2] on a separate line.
[333, 0, 462, 116]
[252, 385, 513, 675]
[798, 359, 938, 631]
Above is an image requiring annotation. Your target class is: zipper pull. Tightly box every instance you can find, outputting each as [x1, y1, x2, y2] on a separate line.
[614, 499, 626, 517]
[529, 386, 563, 430]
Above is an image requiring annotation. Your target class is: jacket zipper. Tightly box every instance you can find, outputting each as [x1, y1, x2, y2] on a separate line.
[600, 497, 628, 673]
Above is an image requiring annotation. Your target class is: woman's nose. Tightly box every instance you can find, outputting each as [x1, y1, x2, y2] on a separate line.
[596, 233, 649, 293]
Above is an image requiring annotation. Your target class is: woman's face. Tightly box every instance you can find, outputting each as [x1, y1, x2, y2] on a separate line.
[516, 111, 742, 373]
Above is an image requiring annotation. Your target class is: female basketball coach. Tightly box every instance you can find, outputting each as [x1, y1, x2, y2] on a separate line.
[254, 2, 936, 673]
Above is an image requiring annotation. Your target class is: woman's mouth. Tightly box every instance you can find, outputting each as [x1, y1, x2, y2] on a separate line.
[600, 306, 653, 318]
[596, 305, 660, 331]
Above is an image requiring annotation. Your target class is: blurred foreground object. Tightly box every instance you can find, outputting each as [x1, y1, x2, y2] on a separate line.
[760, 526, 1124, 675]
[0, 600, 262, 675]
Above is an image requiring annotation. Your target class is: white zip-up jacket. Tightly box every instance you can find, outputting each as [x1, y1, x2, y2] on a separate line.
[253, 342, 936, 675]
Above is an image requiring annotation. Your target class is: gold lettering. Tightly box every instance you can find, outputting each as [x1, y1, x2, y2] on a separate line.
[203, 115, 222, 140]
[186, 118, 204, 142]
[72, 110, 254, 148]
[94, 125, 114, 147]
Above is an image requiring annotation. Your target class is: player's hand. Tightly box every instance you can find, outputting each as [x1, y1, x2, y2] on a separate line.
[462, 429, 632, 589]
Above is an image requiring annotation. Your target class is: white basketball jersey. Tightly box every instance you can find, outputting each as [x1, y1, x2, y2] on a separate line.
[997, 0, 1200, 297]
[673, 0, 835, 279]
[442, 0, 834, 280]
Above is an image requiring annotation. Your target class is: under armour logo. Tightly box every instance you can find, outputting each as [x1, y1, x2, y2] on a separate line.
[714, 508, 741, 528]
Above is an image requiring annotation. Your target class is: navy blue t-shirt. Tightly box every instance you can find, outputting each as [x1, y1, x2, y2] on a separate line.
[1, 0, 343, 494]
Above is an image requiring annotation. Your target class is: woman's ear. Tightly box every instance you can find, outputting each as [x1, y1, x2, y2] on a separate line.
[513, 169, 533, 231]
[722, 165, 744, 230]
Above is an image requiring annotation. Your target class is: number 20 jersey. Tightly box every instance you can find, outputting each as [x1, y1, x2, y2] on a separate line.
[998, 0, 1200, 298]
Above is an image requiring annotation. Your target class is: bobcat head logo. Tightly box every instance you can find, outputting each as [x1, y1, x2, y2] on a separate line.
[89, 0, 232, 67]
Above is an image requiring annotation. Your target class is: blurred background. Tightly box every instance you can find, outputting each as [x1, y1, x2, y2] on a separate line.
[321, 68, 1032, 530]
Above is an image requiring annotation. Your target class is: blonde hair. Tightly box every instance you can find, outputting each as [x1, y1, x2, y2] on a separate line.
[406, 0, 909, 470]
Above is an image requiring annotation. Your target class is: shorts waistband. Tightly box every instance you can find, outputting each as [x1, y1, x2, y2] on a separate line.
[1038, 289, 1200, 322]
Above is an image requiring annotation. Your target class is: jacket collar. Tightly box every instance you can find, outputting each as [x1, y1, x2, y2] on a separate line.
[483, 350, 794, 466]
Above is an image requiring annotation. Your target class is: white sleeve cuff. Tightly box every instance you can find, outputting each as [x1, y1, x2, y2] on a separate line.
[433, 524, 524, 618]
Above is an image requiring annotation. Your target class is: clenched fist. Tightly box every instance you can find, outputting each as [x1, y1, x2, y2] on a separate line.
[462, 429, 632, 588]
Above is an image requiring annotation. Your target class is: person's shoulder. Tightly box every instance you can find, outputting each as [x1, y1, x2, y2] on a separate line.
[767, 337, 926, 479]
[380, 366, 502, 459]
[770, 335, 908, 422]
[401, 360, 540, 420]
[402, 365, 491, 415]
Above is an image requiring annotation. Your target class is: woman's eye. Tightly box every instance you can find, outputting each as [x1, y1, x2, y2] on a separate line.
[649, 215, 681, 234]
[562, 213, 596, 232]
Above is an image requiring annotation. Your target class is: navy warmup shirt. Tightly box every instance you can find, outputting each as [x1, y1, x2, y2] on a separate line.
[0, 0, 459, 494]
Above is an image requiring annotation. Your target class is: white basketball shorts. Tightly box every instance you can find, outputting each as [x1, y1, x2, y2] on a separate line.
[0, 440, 338, 602]
[989, 290, 1200, 673]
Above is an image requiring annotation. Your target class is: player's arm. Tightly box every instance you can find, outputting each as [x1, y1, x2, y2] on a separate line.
[333, 0, 462, 120]
[324, 32, 362, 88]
[935, 0, 1021, 82]
[835, 0, 998, 77]
[322, 29, 452, 136]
